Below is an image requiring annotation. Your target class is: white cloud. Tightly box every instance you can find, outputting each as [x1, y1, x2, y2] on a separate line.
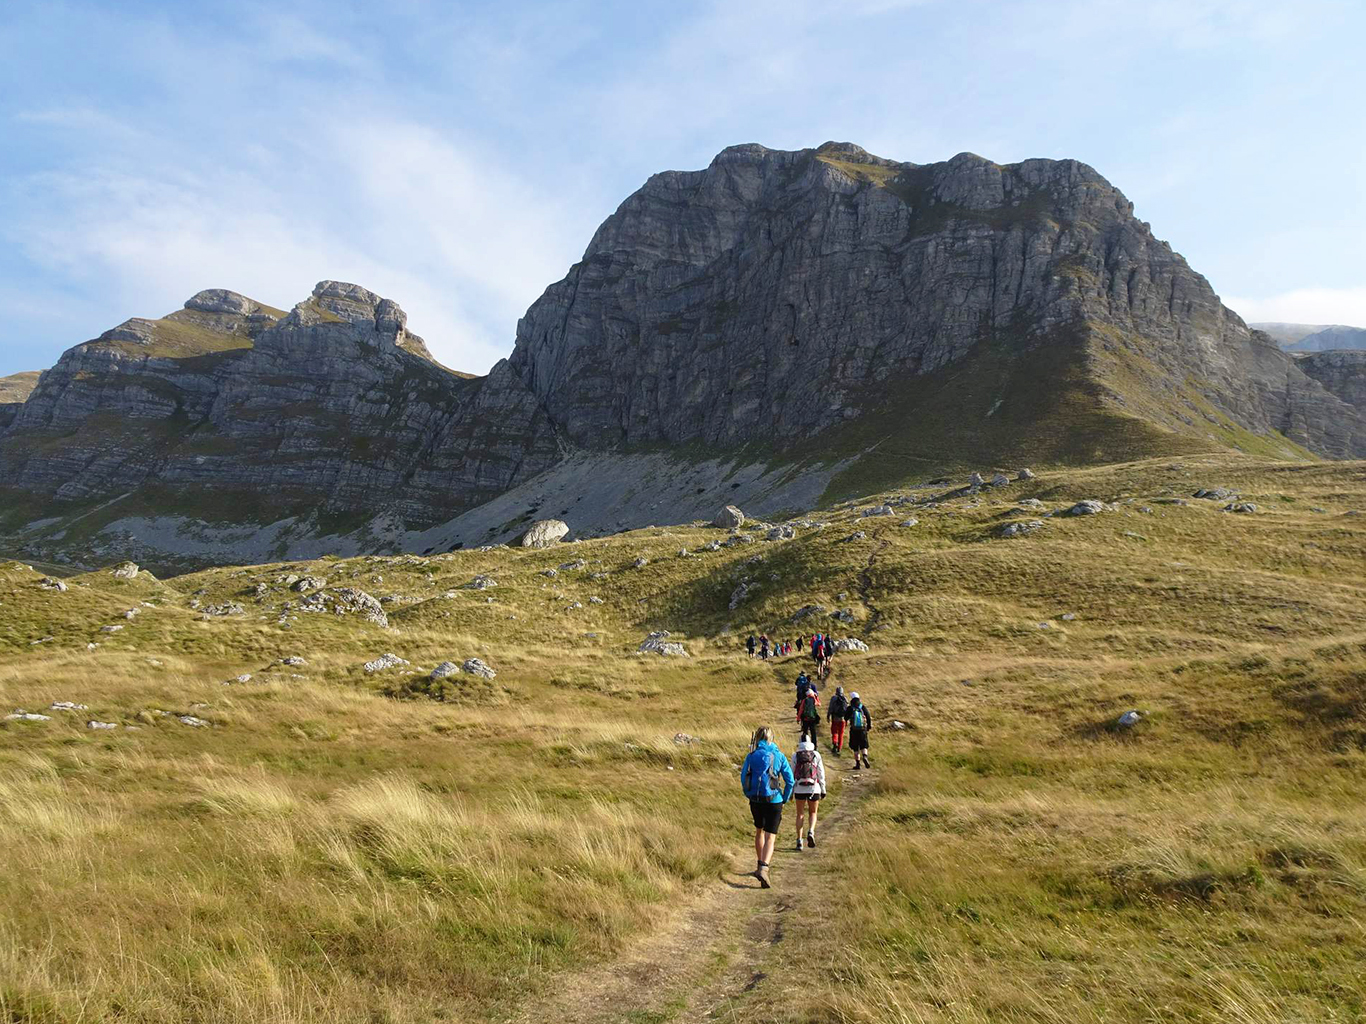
[1224, 287, 1366, 328]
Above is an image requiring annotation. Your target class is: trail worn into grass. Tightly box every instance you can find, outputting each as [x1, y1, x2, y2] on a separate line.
[507, 694, 872, 1024]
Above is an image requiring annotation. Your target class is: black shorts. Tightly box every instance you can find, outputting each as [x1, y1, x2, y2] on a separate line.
[849, 727, 870, 751]
[749, 799, 784, 834]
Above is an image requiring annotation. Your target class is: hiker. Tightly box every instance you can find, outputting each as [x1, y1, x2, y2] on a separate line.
[791, 739, 827, 850]
[740, 726, 794, 888]
[797, 685, 822, 745]
[795, 670, 812, 702]
[760, 635, 770, 659]
[827, 685, 848, 754]
[746, 634, 756, 658]
[844, 692, 872, 769]
[812, 633, 826, 677]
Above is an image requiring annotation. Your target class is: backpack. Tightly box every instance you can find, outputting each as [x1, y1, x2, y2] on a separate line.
[795, 748, 818, 783]
[800, 694, 821, 723]
[742, 746, 783, 800]
[850, 705, 867, 730]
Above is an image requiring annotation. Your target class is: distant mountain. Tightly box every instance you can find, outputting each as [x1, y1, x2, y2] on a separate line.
[1249, 322, 1327, 346]
[1250, 322, 1366, 352]
[3, 142, 1366, 572]
[1287, 325, 1366, 352]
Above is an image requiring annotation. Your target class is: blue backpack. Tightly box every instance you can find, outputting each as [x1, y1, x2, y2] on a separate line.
[742, 746, 782, 800]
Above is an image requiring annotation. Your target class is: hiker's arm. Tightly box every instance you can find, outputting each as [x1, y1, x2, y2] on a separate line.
[780, 755, 795, 802]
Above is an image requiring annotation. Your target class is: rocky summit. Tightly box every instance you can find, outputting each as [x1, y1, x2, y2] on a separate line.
[3, 142, 1365, 571]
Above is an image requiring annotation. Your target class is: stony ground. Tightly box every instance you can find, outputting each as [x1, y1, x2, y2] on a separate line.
[2, 453, 1364, 1023]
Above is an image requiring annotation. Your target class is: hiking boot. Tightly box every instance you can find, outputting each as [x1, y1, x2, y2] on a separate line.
[806, 830, 816, 848]
[862, 753, 871, 768]
[756, 863, 771, 888]
[795, 836, 803, 851]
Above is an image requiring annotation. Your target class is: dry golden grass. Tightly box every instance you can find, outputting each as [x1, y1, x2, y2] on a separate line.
[1, 453, 1364, 1022]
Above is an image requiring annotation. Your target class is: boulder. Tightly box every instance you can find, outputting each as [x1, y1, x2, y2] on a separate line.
[50, 701, 87, 711]
[462, 658, 496, 679]
[110, 562, 140, 579]
[900, 517, 919, 527]
[834, 637, 869, 653]
[861, 504, 895, 517]
[464, 574, 498, 589]
[1115, 710, 1143, 729]
[998, 520, 1044, 538]
[558, 559, 587, 571]
[728, 582, 753, 610]
[363, 652, 409, 673]
[638, 630, 689, 657]
[989, 473, 1010, 487]
[86, 720, 117, 730]
[672, 732, 696, 746]
[38, 577, 67, 592]
[1061, 500, 1114, 517]
[5, 710, 51, 721]
[766, 525, 796, 540]
[522, 519, 569, 548]
[1223, 502, 1258, 514]
[430, 661, 460, 680]
[632, 557, 649, 568]
[1016, 468, 1036, 481]
[1193, 488, 1234, 501]
[713, 505, 745, 529]
[203, 602, 245, 617]
[842, 531, 867, 542]
[968, 473, 984, 487]
[792, 604, 827, 621]
[292, 575, 327, 592]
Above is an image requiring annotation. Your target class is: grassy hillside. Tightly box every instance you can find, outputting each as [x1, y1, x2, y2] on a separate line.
[1, 454, 1364, 1023]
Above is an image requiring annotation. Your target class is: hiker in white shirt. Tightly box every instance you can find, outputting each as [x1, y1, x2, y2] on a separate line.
[790, 739, 827, 850]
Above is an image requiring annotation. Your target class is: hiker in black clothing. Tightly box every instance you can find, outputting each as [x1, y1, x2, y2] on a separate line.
[759, 635, 770, 659]
[844, 691, 872, 769]
[746, 634, 756, 658]
[797, 686, 821, 745]
[794, 670, 812, 702]
[827, 685, 848, 754]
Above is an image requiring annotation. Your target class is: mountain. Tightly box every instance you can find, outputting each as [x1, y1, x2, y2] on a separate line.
[4, 142, 1366, 572]
[1249, 322, 1366, 352]
[1287, 324, 1366, 352]
[1249, 322, 1327, 346]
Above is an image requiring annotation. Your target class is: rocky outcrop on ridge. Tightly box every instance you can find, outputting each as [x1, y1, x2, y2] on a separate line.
[0, 282, 561, 523]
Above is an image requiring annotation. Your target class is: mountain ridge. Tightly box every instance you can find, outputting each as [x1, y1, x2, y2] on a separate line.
[3, 142, 1365, 571]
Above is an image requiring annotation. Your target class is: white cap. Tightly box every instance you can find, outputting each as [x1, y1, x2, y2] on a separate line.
[797, 740, 814, 751]
[850, 692, 859, 699]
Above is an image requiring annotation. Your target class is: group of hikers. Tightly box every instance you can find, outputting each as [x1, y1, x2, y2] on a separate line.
[739, 675, 873, 888]
[746, 632, 839, 678]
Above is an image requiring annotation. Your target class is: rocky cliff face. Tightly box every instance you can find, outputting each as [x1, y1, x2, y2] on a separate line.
[0, 282, 561, 534]
[1297, 350, 1366, 412]
[508, 143, 1366, 459]
[3, 142, 1364, 570]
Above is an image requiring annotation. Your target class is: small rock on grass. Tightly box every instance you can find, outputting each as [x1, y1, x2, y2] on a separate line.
[363, 652, 409, 673]
[462, 658, 496, 679]
[87, 720, 117, 730]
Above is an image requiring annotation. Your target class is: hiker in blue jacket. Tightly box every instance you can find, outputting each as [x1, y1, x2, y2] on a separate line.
[740, 726, 794, 888]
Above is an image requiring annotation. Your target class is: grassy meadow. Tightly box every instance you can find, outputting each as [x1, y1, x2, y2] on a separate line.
[1, 452, 1364, 1023]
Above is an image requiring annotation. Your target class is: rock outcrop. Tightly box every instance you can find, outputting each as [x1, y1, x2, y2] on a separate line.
[1297, 350, 1366, 413]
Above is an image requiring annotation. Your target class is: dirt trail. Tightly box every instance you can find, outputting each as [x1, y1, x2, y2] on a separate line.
[507, 676, 872, 1024]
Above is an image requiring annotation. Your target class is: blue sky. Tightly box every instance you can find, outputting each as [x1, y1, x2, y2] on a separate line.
[2, 0, 1363, 377]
